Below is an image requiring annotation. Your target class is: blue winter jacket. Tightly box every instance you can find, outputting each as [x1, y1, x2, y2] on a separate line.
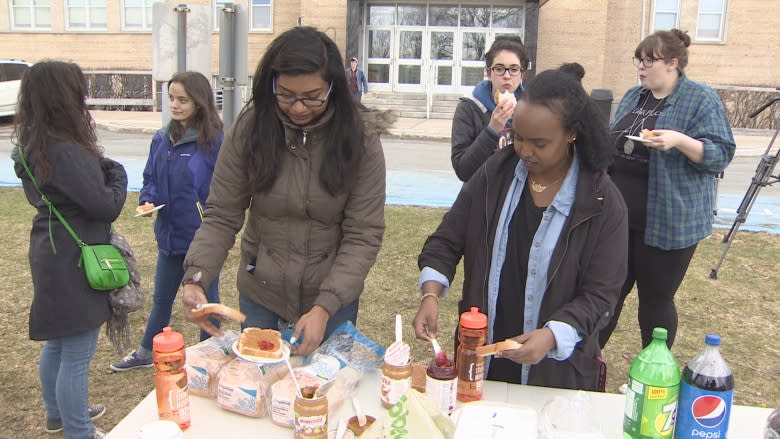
[140, 124, 222, 256]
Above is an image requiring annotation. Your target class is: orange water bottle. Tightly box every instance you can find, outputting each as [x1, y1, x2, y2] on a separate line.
[456, 307, 487, 402]
[152, 327, 191, 430]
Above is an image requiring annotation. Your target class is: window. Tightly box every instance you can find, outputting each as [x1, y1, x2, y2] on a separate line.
[251, 0, 271, 30]
[653, 0, 679, 31]
[122, 0, 157, 30]
[213, 0, 228, 29]
[66, 0, 107, 30]
[10, 0, 51, 29]
[697, 0, 726, 41]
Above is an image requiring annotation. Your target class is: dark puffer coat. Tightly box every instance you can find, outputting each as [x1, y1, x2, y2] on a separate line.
[14, 143, 127, 340]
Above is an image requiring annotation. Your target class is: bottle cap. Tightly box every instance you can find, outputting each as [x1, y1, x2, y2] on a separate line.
[705, 333, 721, 346]
[153, 327, 184, 352]
[652, 327, 668, 340]
[460, 307, 487, 329]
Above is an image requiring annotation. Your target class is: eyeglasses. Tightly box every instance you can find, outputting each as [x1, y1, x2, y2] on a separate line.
[272, 77, 333, 108]
[490, 65, 524, 76]
[632, 56, 662, 68]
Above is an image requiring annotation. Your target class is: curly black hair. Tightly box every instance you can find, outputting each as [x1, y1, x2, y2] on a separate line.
[520, 70, 612, 171]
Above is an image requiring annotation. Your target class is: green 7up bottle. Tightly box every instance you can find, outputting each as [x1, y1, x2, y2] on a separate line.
[623, 327, 681, 438]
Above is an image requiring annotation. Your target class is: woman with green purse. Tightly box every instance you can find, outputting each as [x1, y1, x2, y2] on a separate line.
[13, 60, 127, 439]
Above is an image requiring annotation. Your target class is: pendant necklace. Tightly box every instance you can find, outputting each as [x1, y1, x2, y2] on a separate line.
[529, 176, 563, 193]
[623, 93, 666, 155]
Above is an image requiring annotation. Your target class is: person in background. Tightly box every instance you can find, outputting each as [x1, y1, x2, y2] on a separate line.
[412, 70, 628, 390]
[110, 71, 223, 372]
[558, 62, 585, 84]
[598, 29, 735, 349]
[180, 26, 391, 356]
[13, 60, 127, 439]
[346, 57, 369, 102]
[451, 35, 529, 182]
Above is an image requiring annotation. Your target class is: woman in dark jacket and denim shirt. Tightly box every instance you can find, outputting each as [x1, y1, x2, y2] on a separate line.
[111, 71, 223, 372]
[14, 61, 127, 439]
[412, 70, 628, 391]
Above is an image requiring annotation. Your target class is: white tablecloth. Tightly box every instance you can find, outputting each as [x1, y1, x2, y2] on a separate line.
[108, 370, 772, 438]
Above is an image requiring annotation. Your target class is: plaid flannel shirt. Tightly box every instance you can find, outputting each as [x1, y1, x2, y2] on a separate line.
[611, 74, 735, 250]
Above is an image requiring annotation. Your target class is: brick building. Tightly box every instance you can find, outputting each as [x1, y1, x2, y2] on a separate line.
[1, 0, 777, 121]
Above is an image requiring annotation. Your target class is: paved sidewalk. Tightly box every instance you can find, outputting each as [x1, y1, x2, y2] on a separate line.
[91, 110, 775, 157]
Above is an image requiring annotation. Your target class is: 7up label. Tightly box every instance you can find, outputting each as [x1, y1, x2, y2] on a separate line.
[623, 377, 679, 438]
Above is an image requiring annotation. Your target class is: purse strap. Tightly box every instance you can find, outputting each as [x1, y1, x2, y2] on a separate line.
[18, 148, 86, 249]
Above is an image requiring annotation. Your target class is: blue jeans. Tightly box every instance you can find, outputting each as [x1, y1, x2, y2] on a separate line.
[39, 327, 100, 439]
[140, 253, 220, 351]
[239, 295, 359, 343]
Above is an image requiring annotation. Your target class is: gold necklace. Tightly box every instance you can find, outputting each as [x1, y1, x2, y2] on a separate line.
[529, 176, 563, 193]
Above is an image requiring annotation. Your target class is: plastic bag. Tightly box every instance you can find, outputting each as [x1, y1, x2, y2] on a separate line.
[379, 389, 455, 439]
[185, 330, 239, 398]
[538, 392, 607, 439]
[309, 321, 385, 372]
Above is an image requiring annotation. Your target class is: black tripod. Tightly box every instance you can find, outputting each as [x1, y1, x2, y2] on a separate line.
[710, 94, 780, 279]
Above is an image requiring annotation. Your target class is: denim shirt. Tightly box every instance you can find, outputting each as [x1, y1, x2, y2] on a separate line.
[420, 156, 583, 384]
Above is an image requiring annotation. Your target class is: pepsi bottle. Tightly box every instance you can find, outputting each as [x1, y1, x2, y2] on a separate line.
[675, 333, 734, 439]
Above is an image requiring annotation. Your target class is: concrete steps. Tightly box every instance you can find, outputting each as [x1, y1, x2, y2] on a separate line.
[362, 91, 463, 120]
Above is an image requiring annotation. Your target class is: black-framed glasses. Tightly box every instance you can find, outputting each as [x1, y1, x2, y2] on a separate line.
[632, 56, 661, 68]
[490, 65, 524, 76]
[272, 77, 333, 108]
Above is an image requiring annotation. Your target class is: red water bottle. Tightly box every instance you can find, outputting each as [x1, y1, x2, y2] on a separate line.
[153, 327, 191, 430]
[456, 307, 487, 402]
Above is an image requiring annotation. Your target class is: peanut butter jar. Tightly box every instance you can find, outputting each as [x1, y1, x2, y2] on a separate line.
[294, 386, 328, 439]
[380, 360, 412, 408]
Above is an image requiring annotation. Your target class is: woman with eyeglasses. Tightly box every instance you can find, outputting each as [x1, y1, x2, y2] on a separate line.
[179, 26, 392, 356]
[599, 29, 735, 350]
[451, 35, 529, 182]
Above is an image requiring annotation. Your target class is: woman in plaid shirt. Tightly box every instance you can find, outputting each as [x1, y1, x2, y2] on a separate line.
[599, 29, 735, 349]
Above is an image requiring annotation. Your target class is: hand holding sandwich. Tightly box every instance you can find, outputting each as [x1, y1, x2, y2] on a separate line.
[488, 327, 556, 365]
[488, 90, 517, 134]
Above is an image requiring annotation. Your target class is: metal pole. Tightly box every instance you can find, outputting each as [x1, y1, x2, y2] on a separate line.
[175, 3, 190, 72]
[219, 3, 236, 127]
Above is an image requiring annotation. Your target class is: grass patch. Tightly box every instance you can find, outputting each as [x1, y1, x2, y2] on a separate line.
[0, 187, 777, 437]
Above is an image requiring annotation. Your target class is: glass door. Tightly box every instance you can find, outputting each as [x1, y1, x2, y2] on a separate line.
[366, 4, 394, 92]
[366, 28, 392, 91]
[395, 28, 424, 91]
[460, 30, 488, 89]
[430, 29, 455, 91]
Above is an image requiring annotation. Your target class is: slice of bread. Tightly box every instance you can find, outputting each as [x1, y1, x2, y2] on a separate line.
[238, 328, 283, 360]
[475, 339, 523, 357]
[135, 202, 155, 214]
[191, 303, 246, 323]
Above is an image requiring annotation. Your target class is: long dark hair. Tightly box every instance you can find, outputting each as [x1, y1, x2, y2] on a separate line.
[168, 71, 223, 150]
[13, 60, 101, 181]
[520, 70, 611, 171]
[237, 26, 363, 195]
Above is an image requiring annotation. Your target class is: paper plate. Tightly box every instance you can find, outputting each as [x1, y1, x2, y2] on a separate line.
[231, 340, 291, 365]
[134, 204, 165, 217]
[625, 135, 653, 143]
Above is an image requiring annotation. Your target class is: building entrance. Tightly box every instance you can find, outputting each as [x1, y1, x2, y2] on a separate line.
[364, 2, 525, 94]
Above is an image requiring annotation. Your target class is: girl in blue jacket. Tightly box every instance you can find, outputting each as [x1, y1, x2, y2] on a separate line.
[111, 71, 223, 371]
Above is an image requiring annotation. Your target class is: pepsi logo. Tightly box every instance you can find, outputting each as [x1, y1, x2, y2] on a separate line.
[691, 395, 727, 428]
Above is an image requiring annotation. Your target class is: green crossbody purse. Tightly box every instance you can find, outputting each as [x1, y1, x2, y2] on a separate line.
[19, 149, 130, 291]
